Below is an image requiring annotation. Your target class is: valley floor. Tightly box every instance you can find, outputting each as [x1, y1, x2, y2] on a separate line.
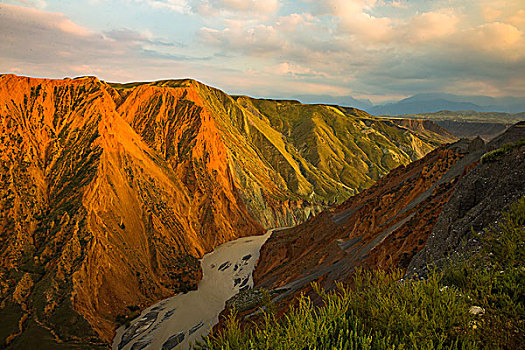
[112, 230, 273, 350]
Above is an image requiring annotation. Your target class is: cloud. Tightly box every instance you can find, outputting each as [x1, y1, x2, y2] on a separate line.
[190, 0, 525, 98]
[390, 1, 407, 9]
[104, 28, 183, 48]
[272, 62, 325, 79]
[133, 0, 190, 13]
[1, 0, 524, 101]
[277, 13, 315, 33]
[4, 0, 47, 9]
[402, 10, 459, 43]
[506, 9, 525, 28]
[0, 3, 192, 81]
[199, 21, 283, 55]
[191, 0, 279, 16]
[481, 5, 502, 22]
[459, 22, 525, 60]
[0, 4, 107, 62]
[310, 0, 393, 42]
[2, 2, 89, 37]
[477, 0, 525, 29]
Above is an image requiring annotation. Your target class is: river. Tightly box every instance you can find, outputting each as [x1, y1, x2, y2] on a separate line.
[112, 229, 273, 350]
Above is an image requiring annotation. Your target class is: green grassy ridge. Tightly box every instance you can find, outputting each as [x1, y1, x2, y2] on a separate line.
[228, 95, 447, 201]
[198, 197, 525, 350]
[107, 78, 195, 90]
[480, 138, 525, 163]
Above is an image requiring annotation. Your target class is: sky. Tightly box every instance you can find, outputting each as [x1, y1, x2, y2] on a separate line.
[1, 0, 524, 103]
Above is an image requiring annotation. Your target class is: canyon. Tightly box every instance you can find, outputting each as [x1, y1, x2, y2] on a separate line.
[0, 74, 454, 349]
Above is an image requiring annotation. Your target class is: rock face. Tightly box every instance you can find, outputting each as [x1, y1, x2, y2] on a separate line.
[407, 122, 525, 277]
[0, 74, 451, 348]
[252, 123, 524, 324]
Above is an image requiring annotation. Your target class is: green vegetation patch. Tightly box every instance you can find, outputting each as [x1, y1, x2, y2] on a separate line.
[0, 301, 23, 346]
[481, 138, 525, 163]
[6, 318, 106, 350]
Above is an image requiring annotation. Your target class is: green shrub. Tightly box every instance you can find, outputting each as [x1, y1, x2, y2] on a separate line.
[196, 269, 477, 349]
[480, 138, 525, 163]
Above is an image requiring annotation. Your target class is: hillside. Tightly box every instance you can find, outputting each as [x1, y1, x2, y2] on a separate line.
[240, 123, 524, 333]
[253, 139, 484, 291]
[206, 196, 524, 349]
[0, 74, 452, 348]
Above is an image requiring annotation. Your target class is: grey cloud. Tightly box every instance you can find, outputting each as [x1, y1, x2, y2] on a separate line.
[352, 48, 525, 97]
[0, 4, 193, 80]
[139, 48, 212, 61]
[104, 28, 184, 47]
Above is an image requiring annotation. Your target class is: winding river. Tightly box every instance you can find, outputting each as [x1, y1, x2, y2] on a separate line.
[112, 229, 273, 350]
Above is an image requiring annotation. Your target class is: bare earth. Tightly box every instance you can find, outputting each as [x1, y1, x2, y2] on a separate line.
[112, 230, 273, 350]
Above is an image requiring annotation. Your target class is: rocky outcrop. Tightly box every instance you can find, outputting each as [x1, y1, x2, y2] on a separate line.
[407, 122, 525, 277]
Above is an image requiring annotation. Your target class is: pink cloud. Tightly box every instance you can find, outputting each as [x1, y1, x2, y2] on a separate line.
[403, 10, 459, 43]
[463, 22, 524, 58]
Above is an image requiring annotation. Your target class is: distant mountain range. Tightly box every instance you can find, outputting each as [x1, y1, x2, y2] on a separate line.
[295, 93, 525, 115]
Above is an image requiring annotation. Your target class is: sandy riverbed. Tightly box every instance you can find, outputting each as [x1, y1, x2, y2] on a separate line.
[112, 229, 273, 350]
